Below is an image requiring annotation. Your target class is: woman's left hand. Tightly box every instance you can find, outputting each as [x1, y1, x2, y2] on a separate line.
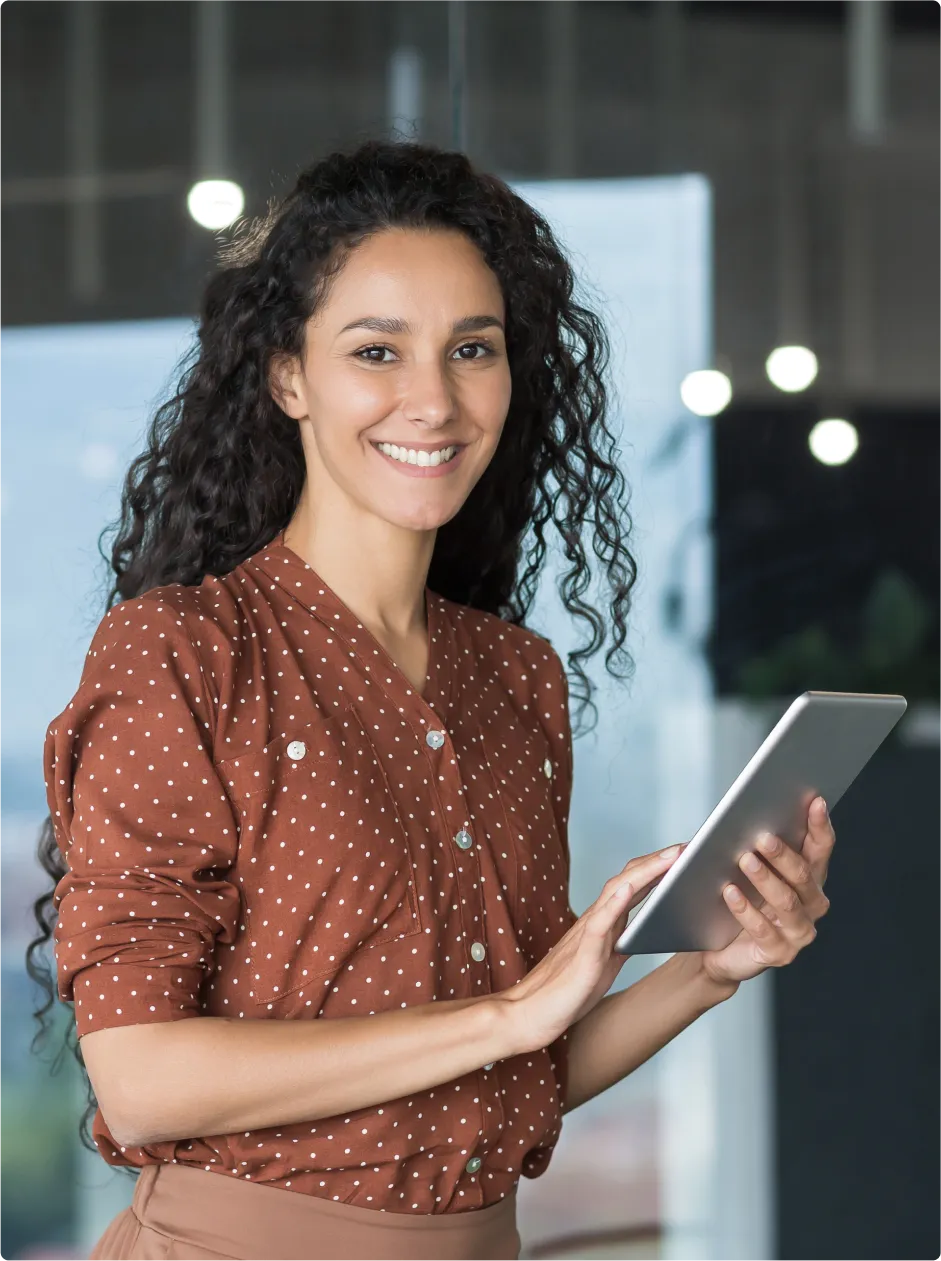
[699, 795, 835, 988]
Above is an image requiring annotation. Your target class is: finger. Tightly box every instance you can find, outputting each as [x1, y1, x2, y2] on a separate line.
[801, 796, 836, 887]
[723, 882, 802, 962]
[605, 878, 634, 908]
[599, 845, 688, 927]
[753, 832, 831, 919]
[582, 877, 633, 938]
[596, 877, 639, 938]
[736, 851, 821, 943]
[608, 844, 684, 898]
[624, 844, 686, 897]
[621, 841, 687, 876]
[620, 852, 676, 902]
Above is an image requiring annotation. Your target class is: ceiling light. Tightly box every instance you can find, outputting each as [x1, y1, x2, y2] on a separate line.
[766, 345, 818, 393]
[187, 179, 245, 230]
[680, 368, 733, 417]
[809, 417, 858, 466]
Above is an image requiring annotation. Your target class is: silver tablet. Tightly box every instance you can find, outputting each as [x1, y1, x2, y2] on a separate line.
[615, 690, 908, 956]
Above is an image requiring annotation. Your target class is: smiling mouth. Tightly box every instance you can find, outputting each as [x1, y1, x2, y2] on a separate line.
[371, 441, 462, 468]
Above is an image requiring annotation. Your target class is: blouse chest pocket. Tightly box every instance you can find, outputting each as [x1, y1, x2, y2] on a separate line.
[477, 719, 565, 924]
[217, 705, 422, 1007]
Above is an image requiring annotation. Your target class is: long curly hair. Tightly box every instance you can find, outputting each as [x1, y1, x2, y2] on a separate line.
[26, 136, 638, 1166]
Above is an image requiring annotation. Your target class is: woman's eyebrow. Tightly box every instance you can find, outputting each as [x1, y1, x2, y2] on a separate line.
[337, 314, 505, 336]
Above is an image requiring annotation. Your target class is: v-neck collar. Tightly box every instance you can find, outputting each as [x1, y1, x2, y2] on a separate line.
[244, 532, 455, 722]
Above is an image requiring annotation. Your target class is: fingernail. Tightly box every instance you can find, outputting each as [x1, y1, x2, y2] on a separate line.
[725, 884, 745, 906]
[815, 797, 828, 818]
[741, 852, 761, 872]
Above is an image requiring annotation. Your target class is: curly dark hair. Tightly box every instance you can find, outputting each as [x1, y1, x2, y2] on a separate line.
[26, 135, 638, 1168]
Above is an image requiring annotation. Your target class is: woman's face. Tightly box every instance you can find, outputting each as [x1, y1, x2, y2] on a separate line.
[272, 226, 512, 535]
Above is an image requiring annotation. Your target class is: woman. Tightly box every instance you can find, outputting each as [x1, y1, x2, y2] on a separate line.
[27, 138, 833, 1261]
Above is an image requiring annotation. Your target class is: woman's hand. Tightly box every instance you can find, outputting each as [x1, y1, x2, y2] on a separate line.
[699, 795, 835, 988]
[500, 843, 688, 1054]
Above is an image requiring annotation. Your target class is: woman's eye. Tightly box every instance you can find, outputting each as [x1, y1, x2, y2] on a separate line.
[355, 346, 393, 363]
[453, 341, 493, 360]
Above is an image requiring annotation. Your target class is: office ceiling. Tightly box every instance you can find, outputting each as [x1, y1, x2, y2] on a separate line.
[683, 1, 938, 32]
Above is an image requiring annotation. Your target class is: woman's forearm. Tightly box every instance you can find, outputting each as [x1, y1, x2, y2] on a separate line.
[100, 955, 734, 1145]
[105, 994, 521, 1147]
[562, 952, 739, 1114]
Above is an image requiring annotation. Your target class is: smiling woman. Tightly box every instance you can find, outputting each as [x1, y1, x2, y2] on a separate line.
[26, 136, 640, 1261]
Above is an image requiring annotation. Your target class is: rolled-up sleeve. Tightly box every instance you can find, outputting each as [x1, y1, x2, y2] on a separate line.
[44, 594, 242, 1038]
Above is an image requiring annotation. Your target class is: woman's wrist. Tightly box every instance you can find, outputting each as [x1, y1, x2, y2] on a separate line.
[678, 949, 741, 1006]
[486, 989, 539, 1058]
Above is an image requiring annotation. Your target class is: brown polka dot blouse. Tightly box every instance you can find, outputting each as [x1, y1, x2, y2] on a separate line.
[44, 536, 579, 1212]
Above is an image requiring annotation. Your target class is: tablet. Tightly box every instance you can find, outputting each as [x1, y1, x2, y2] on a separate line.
[614, 690, 908, 956]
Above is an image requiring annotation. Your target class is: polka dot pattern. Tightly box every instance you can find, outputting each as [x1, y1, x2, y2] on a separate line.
[43, 536, 579, 1214]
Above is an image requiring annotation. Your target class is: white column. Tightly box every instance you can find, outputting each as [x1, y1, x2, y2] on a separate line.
[847, 0, 887, 144]
[545, 0, 577, 178]
[448, 1, 467, 151]
[657, 699, 777, 1260]
[387, 2, 424, 141]
[67, 0, 102, 303]
[195, 0, 229, 179]
[388, 48, 424, 141]
[651, 0, 686, 174]
[771, 90, 811, 350]
[712, 701, 777, 1261]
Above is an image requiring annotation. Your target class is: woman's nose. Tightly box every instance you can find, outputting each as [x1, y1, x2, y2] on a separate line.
[396, 360, 458, 422]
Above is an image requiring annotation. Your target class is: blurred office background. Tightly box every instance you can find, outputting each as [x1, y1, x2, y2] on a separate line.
[2, 2, 938, 1259]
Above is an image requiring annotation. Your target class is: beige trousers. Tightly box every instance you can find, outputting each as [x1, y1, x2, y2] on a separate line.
[88, 1162, 521, 1260]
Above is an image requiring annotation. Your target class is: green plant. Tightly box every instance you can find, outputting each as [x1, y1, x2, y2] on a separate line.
[736, 567, 938, 703]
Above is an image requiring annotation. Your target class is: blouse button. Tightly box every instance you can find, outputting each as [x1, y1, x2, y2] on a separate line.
[454, 828, 473, 850]
[543, 757, 553, 779]
[470, 942, 486, 962]
[286, 740, 307, 760]
[425, 729, 446, 750]
[465, 1156, 482, 1174]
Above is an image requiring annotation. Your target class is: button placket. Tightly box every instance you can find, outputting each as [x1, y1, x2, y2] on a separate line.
[421, 712, 502, 1184]
[418, 731, 491, 993]
[393, 691, 501, 1179]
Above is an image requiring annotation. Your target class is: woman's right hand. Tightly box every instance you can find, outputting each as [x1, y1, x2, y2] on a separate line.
[499, 843, 687, 1053]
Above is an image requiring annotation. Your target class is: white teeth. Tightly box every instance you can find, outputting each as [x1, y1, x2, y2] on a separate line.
[376, 442, 458, 467]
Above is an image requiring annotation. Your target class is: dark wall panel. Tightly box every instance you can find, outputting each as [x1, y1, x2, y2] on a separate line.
[774, 741, 940, 1260]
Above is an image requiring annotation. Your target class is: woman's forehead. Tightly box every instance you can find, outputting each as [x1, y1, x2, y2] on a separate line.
[313, 239, 503, 331]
